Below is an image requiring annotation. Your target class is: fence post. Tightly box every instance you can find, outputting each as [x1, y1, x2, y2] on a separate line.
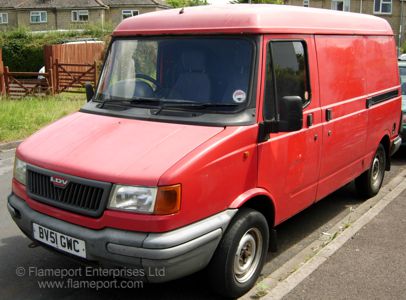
[0, 49, 4, 96]
[0, 69, 3, 96]
[44, 45, 51, 75]
[55, 58, 59, 93]
[48, 56, 55, 93]
[94, 60, 97, 87]
[4, 66, 9, 97]
[48, 68, 54, 95]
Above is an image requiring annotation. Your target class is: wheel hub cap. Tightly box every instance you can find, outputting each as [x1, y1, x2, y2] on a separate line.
[234, 228, 263, 283]
[372, 157, 380, 180]
[371, 149, 384, 189]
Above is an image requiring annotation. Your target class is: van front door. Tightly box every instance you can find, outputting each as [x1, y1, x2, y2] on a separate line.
[257, 35, 322, 225]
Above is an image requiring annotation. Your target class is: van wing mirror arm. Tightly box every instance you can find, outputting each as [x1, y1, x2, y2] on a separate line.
[85, 83, 95, 102]
[258, 120, 279, 143]
[258, 95, 303, 143]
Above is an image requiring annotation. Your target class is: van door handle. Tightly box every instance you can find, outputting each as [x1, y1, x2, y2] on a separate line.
[307, 114, 313, 127]
[366, 97, 372, 108]
[326, 109, 333, 121]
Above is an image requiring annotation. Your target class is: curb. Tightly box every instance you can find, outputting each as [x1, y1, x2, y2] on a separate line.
[0, 140, 23, 151]
[243, 169, 406, 300]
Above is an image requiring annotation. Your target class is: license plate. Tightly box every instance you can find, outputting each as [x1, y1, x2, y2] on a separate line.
[33, 223, 86, 258]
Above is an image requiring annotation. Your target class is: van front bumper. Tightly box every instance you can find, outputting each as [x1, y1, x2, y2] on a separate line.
[8, 193, 237, 282]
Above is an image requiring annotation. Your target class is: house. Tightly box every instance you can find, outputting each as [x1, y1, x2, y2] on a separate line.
[285, 0, 404, 49]
[102, 0, 168, 25]
[0, 0, 169, 31]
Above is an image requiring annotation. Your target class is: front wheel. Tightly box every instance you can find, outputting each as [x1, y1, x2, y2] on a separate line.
[207, 208, 269, 298]
[355, 143, 386, 199]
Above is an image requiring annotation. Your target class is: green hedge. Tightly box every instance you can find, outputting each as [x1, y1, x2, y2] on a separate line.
[0, 25, 112, 72]
[402, 41, 406, 55]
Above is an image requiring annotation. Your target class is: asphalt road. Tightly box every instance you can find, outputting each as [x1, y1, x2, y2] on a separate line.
[285, 188, 406, 300]
[1, 147, 405, 300]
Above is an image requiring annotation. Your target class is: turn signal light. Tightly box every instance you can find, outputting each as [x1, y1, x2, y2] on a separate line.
[154, 184, 181, 215]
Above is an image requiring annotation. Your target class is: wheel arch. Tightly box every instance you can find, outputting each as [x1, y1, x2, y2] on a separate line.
[229, 189, 276, 228]
[229, 189, 278, 252]
[380, 134, 390, 171]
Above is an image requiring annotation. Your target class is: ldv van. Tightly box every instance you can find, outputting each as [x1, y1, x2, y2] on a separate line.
[8, 5, 402, 298]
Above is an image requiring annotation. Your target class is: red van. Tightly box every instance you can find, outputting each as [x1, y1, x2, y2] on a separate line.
[8, 5, 401, 297]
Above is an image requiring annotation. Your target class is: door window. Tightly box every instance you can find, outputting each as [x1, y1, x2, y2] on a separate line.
[264, 41, 310, 120]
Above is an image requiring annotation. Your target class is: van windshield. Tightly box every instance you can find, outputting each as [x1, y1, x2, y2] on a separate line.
[94, 37, 254, 114]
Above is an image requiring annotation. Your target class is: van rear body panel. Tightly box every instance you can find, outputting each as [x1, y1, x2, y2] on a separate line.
[364, 36, 401, 158]
[315, 35, 369, 199]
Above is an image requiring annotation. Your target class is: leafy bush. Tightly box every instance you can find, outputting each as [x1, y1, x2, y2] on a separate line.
[166, 0, 208, 7]
[401, 40, 406, 54]
[0, 25, 112, 72]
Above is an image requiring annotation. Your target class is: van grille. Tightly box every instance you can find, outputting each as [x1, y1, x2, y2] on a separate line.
[26, 166, 112, 217]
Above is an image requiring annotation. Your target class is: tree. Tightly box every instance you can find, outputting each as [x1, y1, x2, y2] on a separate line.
[167, 0, 208, 7]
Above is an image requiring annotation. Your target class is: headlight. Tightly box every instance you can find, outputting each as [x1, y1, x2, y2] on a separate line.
[108, 184, 181, 215]
[109, 185, 157, 214]
[13, 157, 27, 185]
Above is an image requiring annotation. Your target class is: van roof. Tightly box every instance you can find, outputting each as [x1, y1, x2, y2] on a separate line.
[113, 4, 393, 37]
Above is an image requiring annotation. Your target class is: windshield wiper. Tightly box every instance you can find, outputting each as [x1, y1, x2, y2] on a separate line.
[97, 97, 239, 114]
[152, 102, 239, 115]
[97, 97, 163, 109]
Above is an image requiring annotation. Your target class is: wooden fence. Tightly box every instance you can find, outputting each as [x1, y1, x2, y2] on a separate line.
[54, 59, 97, 93]
[45, 43, 104, 93]
[4, 67, 54, 98]
[0, 49, 5, 95]
[0, 42, 104, 98]
[44, 42, 104, 75]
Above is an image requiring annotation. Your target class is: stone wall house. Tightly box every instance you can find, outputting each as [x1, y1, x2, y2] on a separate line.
[0, 1, 18, 30]
[285, 0, 405, 49]
[102, 0, 168, 25]
[0, 0, 168, 31]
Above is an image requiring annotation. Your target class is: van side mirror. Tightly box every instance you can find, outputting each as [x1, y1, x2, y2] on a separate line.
[85, 84, 94, 102]
[258, 95, 303, 142]
[276, 96, 303, 132]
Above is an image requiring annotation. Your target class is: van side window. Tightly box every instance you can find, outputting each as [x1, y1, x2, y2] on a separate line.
[264, 41, 310, 120]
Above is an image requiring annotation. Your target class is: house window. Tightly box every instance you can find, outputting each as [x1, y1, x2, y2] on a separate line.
[374, 0, 392, 14]
[72, 10, 89, 22]
[0, 12, 8, 24]
[122, 10, 139, 19]
[331, 0, 350, 11]
[30, 11, 47, 23]
[303, 0, 309, 7]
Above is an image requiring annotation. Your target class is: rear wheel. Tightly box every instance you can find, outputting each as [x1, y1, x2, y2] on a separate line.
[355, 143, 386, 198]
[207, 208, 269, 298]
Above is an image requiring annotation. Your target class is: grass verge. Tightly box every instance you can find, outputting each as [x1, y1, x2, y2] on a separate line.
[0, 94, 85, 143]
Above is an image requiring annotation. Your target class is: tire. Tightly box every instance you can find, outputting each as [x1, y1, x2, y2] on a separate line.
[207, 208, 269, 298]
[355, 143, 386, 199]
